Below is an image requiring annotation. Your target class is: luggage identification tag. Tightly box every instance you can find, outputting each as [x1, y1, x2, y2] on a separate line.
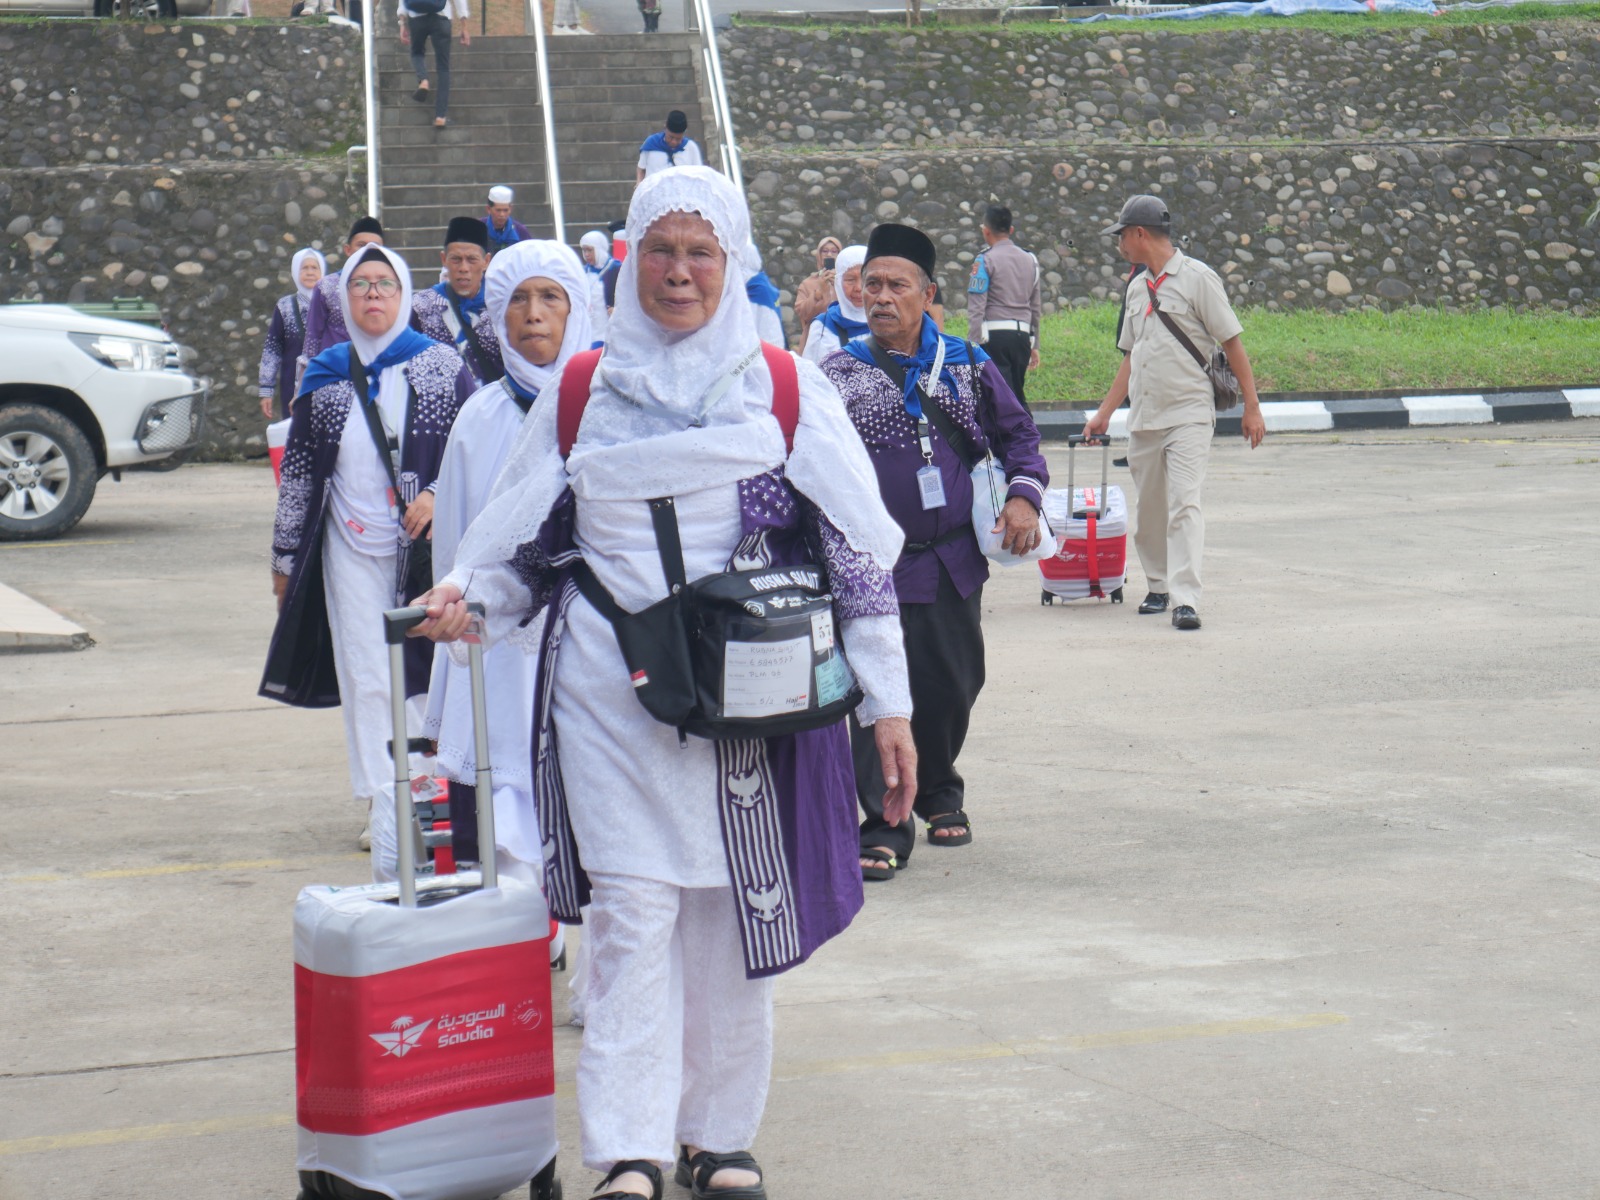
[917, 464, 947, 510]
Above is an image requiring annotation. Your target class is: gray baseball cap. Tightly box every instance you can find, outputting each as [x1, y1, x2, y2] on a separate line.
[1102, 194, 1172, 236]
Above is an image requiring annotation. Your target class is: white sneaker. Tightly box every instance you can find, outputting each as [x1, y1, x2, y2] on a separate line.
[552, 24, 576, 34]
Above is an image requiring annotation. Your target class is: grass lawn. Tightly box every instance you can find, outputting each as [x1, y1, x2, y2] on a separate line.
[943, 305, 1598, 408]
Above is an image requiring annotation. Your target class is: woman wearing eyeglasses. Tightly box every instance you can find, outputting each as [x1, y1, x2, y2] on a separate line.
[260, 243, 477, 880]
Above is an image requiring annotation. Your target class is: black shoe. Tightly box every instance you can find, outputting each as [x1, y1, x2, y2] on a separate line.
[593, 1160, 663, 1200]
[676, 1147, 767, 1200]
[1172, 605, 1201, 630]
[1137, 591, 1169, 615]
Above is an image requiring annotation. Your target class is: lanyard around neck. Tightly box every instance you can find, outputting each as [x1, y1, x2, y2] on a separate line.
[901, 336, 946, 464]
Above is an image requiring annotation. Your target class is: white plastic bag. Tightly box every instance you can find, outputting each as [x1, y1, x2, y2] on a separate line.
[971, 455, 1053, 566]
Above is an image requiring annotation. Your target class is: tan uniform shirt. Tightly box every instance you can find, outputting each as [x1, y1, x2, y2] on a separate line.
[1116, 249, 1242, 431]
[967, 237, 1043, 346]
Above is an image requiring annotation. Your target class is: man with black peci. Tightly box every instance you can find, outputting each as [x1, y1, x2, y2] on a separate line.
[820, 223, 1048, 880]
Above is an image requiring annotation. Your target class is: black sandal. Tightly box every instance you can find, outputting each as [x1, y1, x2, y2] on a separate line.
[675, 1147, 767, 1200]
[925, 811, 972, 847]
[591, 1159, 663, 1200]
[859, 846, 903, 883]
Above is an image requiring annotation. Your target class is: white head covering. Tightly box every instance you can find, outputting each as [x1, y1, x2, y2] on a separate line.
[291, 247, 327, 306]
[451, 167, 903, 636]
[336, 243, 414, 365]
[579, 230, 612, 273]
[488, 185, 515, 205]
[832, 244, 868, 324]
[485, 239, 593, 400]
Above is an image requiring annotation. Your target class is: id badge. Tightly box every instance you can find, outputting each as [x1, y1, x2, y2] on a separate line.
[917, 464, 947, 511]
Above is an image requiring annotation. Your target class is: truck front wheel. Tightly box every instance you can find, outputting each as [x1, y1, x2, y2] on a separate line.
[0, 404, 98, 542]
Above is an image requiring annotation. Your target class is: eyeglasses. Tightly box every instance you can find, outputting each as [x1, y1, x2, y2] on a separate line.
[348, 278, 401, 297]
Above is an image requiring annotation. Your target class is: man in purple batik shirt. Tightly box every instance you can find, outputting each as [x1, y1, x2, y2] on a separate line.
[820, 223, 1048, 881]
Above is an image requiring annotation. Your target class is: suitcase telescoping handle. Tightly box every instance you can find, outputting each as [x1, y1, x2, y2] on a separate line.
[383, 603, 497, 909]
[1065, 433, 1111, 520]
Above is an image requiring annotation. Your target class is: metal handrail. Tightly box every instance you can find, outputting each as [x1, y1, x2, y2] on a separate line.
[360, 12, 380, 217]
[526, 0, 566, 240]
[686, 0, 743, 193]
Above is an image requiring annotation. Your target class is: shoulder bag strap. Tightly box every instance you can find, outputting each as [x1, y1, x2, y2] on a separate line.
[1147, 283, 1210, 371]
[761, 342, 800, 453]
[292, 295, 304, 331]
[863, 334, 980, 471]
[444, 291, 495, 383]
[557, 348, 605, 457]
[351, 356, 413, 517]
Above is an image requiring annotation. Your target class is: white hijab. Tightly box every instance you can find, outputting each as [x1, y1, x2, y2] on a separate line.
[336, 243, 415, 367]
[451, 167, 902, 628]
[486, 239, 593, 400]
[292, 247, 327, 306]
[579, 230, 612, 274]
[833, 244, 868, 324]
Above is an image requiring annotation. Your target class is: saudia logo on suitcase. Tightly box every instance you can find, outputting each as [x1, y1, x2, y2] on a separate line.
[368, 998, 545, 1057]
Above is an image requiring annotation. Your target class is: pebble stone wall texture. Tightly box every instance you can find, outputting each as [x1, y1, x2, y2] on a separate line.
[0, 22, 366, 459]
[727, 21, 1599, 320]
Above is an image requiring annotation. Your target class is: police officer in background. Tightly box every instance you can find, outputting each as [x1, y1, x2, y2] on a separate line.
[967, 204, 1042, 409]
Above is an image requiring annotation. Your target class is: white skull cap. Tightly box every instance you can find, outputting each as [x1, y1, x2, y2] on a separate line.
[488, 186, 515, 205]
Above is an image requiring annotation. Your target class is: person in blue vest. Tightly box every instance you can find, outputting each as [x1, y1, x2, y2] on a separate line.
[800, 243, 869, 364]
[485, 185, 531, 255]
[411, 217, 505, 388]
[635, 110, 703, 184]
[742, 239, 787, 348]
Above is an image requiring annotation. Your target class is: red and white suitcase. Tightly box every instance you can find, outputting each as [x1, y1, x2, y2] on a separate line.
[293, 604, 562, 1200]
[1040, 434, 1128, 606]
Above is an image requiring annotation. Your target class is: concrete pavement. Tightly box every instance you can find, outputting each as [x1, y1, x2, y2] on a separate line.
[3, 422, 1599, 1198]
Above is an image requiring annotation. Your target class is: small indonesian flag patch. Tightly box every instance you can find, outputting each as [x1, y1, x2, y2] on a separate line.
[630, 670, 649, 689]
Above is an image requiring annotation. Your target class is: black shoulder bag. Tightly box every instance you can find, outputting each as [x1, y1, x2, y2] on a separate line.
[351, 357, 434, 601]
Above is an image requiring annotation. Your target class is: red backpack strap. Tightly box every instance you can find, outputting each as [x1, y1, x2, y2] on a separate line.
[557, 348, 604, 458]
[762, 342, 800, 454]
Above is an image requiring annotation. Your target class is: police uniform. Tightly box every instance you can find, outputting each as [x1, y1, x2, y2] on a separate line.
[967, 236, 1042, 408]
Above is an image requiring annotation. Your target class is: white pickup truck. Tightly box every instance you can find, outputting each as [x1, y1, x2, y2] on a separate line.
[0, 303, 208, 541]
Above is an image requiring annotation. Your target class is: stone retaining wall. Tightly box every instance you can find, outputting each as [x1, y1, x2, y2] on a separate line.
[0, 22, 365, 459]
[728, 22, 1600, 319]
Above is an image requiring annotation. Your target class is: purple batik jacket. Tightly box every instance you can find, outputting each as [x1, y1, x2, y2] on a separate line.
[508, 471, 896, 979]
[261, 343, 475, 706]
[820, 339, 1048, 604]
[299, 272, 348, 372]
[258, 293, 306, 414]
[411, 288, 506, 389]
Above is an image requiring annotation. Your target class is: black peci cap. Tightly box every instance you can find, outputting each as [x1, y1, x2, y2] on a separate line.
[444, 216, 490, 251]
[666, 110, 688, 133]
[864, 223, 937, 280]
[347, 215, 384, 242]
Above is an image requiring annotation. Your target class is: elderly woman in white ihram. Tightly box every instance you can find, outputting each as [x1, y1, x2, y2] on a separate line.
[408, 166, 917, 1200]
[422, 239, 591, 894]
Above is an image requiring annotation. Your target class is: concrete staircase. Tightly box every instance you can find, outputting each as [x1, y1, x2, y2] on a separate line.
[376, 33, 710, 281]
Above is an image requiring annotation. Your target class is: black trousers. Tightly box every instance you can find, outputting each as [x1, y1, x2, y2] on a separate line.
[984, 328, 1032, 410]
[408, 14, 452, 119]
[852, 563, 985, 863]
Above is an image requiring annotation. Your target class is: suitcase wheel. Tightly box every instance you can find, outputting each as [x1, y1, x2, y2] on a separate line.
[1040, 590, 1054, 606]
[552, 946, 568, 973]
[531, 1157, 562, 1200]
[1111, 587, 1124, 603]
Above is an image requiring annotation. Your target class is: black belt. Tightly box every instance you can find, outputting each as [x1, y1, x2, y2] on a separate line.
[903, 526, 971, 555]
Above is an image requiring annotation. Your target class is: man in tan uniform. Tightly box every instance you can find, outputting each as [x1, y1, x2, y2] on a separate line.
[967, 204, 1042, 409]
[1085, 195, 1265, 631]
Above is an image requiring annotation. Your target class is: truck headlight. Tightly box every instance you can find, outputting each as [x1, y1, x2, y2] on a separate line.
[69, 332, 171, 373]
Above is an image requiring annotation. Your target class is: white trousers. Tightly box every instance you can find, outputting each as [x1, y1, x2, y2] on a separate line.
[1127, 422, 1212, 610]
[579, 875, 774, 1172]
[322, 533, 424, 884]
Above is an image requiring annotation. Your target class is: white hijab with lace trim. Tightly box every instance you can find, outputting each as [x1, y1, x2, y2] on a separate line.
[451, 167, 902, 629]
[485, 239, 593, 400]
